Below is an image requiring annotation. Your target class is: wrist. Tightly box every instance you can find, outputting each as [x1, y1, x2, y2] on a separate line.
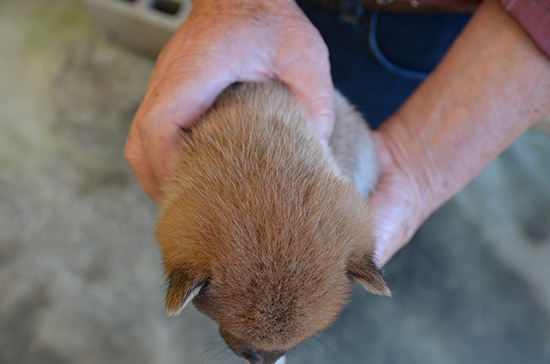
[375, 121, 432, 238]
[377, 113, 442, 234]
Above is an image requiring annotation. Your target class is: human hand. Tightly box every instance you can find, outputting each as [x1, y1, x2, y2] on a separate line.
[125, 0, 334, 203]
[369, 0, 550, 267]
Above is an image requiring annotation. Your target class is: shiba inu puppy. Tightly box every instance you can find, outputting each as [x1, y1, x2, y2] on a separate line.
[156, 81, 390, 364]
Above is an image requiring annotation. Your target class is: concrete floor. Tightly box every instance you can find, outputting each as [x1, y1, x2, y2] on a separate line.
[1, 1, 549, 363]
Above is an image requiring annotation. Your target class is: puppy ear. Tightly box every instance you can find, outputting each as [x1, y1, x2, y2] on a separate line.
[165, 269, 208, 317]
[347, 253, 391, 297]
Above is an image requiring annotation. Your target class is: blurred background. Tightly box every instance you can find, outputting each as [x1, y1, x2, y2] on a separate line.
[1, 0, 549, 363]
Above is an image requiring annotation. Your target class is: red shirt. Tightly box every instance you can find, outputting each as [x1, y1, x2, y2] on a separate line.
[498, 0, 550, 58]
[417, 0, 550, 58]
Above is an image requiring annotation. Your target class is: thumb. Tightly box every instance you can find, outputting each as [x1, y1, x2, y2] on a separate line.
[277, 43, 335, 141]
[369, 131, 420, 267]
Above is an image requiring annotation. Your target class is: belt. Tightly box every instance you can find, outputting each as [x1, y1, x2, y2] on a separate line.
[305, 0, 478, 14]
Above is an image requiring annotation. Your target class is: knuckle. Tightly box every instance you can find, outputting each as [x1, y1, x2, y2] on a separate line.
[123, 140, 139, 169]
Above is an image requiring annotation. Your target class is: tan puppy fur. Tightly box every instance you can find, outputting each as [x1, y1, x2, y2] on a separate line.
[155, 82, 389, 363]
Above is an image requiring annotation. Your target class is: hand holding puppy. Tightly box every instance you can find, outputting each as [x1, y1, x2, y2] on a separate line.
[124, 0, 334, 203]
[370, 0, 550, 266]
[125, 0, 550, 270]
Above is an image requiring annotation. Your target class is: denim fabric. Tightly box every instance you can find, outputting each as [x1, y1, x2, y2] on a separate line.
[297, 2, 471, 129]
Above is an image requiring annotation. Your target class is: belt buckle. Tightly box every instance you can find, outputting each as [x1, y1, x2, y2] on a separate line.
[338, 0, 364, 27]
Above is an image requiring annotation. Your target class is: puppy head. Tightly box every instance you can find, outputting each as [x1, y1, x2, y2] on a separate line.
[156, 173, 390, 360]
[154, 81, 389, 361]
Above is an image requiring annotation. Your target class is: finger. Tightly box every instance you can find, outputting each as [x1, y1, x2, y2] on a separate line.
[369, 131, 418, 267]
[276, 27, 335, 141]
[369, 178, 413, 267]
[124, 121, 162, 203]
[283, 66, 335, 142]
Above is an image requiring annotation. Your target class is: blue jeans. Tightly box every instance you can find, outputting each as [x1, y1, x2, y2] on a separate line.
[297, 2, 471, 129]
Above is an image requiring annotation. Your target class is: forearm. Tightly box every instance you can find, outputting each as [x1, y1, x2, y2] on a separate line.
[379, 0, 550, 241]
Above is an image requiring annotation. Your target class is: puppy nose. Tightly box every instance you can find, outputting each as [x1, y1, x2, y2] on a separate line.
[219, 327, 286, 364]
[246, 356, 286, 364]
[240, 349, 285, 364]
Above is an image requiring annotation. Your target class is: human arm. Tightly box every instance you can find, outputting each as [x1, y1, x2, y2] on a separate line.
[371, 0, 550, 267]
[124, 0, 335, 203]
